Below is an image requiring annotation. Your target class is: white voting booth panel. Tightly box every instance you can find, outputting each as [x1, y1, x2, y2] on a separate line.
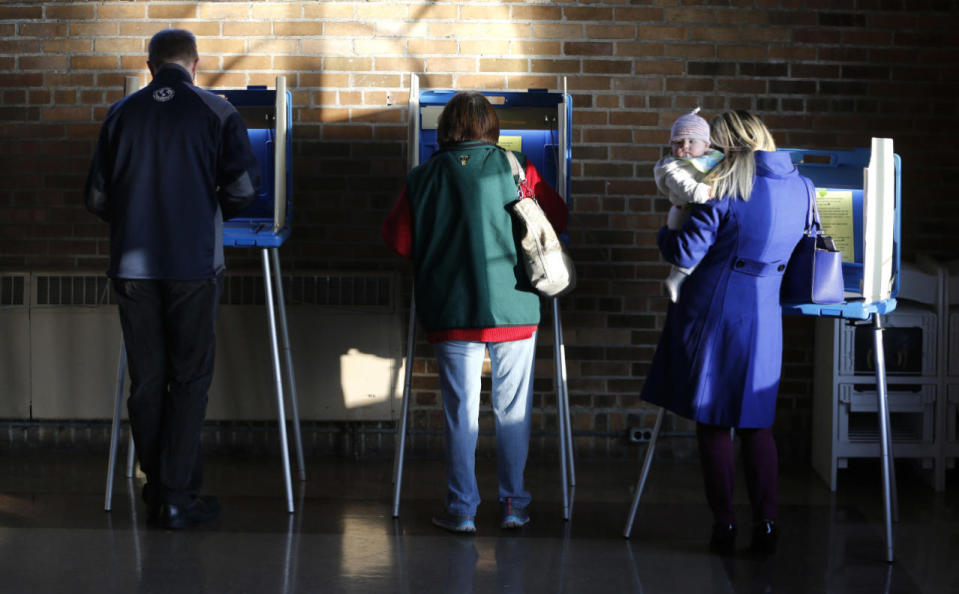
[391, 75, 575, 520]
[624, 139, 902, 564]
[812, 306, 940, 492]
[815, 253, 954, 492]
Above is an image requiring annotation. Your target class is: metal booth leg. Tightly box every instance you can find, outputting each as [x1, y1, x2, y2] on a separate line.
[871, 313, 895, 563]
[554, 298, 576, 488]
[105, 340, 128, 511]
[887, 420, 899, 523]
[392, 296, 417, 518]
[552, 298, 571, 520]
[623, 407, 665, 539]
[262, 248, 295, 513]
[270, 248, 306, 482]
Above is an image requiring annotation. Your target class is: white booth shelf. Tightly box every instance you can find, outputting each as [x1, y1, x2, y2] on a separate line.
[838, 384, 936, 442]
[813, 303, 943, 491]
[837, 306, 937, 378]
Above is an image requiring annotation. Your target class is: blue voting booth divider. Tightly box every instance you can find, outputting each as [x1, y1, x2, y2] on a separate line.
[391, 76, 576, 520]
[105, 77, 305, 515]
[414, 89, 572, 202]
[780, 147, 902, 319]
[624, 140, 901, 563]
[218, 85, 294, 247]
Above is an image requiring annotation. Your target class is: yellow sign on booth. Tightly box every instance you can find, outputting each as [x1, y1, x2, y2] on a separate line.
[815, 189, 855, 263]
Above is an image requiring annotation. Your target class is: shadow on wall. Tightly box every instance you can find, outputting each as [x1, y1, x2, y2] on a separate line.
[199, 11, 530, 425]
[76, 12, 555, 429]
[99, 54, 414, 422]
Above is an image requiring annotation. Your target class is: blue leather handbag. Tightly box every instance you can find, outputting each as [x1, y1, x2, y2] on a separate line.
[781, 178, 845, 305]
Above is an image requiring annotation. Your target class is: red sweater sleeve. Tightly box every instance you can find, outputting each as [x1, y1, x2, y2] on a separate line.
[381, 186, 413, 258]
[523, 160, 569, 234]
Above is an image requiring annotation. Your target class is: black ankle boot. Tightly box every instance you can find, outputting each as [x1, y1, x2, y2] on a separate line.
[710, 522, 737, 555]
[751, 519, 778, 554]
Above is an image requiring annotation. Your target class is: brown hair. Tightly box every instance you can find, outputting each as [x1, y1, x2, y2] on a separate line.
[148, 29, 199, 68]
[437, 92, 500, 148]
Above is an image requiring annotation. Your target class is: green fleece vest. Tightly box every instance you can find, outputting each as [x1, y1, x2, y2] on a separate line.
[407, 142, 541, 333]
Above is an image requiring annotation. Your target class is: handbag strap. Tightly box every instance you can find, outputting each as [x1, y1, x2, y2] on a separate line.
[800, 176, 823, 235]
[504, 150, 525, 185]
[503, 149, 533, 200]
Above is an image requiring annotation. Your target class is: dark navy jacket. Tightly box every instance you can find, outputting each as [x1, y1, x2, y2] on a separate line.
[84, 63, 260, 279]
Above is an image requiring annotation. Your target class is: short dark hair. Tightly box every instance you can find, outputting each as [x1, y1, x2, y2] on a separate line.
[148, 29, 198, 67]
[437, 92, 500, 148]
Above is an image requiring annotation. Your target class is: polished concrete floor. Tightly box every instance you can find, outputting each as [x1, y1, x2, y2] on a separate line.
[0, 449, 956, 594]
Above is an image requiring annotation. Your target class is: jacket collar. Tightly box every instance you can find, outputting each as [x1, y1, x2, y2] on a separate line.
[152, 62, 193, 85]
[443, 141, 497, 150]
[755, 150, 797, 179]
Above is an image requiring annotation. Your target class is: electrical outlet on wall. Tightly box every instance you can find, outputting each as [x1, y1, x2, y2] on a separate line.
[628, 427, 653, 443]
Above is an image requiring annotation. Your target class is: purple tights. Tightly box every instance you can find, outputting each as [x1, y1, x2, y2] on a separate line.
[696, 423, 778, 525]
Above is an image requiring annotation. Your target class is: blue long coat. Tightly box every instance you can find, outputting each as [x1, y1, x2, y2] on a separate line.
[641, 151, 809, 428]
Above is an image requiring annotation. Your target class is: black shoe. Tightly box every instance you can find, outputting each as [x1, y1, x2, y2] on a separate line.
[751, 519, 778, 554]
[159, 496, 221, 529]
[709, 522, 737, 555]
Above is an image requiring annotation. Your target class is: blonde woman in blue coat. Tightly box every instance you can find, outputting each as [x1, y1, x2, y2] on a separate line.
[641, 111, 809, 555]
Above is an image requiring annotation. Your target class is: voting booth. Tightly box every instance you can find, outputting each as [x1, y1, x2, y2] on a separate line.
[218, 82, 293, 245]
[780, 140, 901, 319]
[391, 75, 576, 519]
[105, 77, 305, 514]
[788, 140, 901, 562]
[624, 139, 902, 563]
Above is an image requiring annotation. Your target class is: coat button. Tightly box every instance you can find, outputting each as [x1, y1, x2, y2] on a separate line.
[735, 260, 745, 268]
[777, 264, 785, 271]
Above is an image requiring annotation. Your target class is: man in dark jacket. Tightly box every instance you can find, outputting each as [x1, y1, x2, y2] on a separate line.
[84, 28, 260, 529]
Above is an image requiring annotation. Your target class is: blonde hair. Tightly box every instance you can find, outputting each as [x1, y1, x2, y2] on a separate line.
[703, 110, 777, 201]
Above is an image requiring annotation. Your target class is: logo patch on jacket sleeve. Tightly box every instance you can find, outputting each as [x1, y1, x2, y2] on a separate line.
[459, 154, 470, 166]
[152, 87, 175, 102]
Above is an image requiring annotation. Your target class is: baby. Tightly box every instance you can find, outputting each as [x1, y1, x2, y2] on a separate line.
[654, 108, 724, 303]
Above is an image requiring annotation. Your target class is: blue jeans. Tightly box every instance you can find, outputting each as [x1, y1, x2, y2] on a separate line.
[434, 334, 537, 517]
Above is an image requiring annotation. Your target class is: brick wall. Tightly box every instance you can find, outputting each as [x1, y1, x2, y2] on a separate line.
[1, 1, 957, 460]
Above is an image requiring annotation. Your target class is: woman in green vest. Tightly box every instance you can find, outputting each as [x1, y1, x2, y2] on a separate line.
[383, 91, 568, 533]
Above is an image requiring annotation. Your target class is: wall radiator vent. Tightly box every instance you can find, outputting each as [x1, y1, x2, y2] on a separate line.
[25, 273, 395, 310]
[33, 275, 114, 306]
[0, 274, 27, 306]
[222, 273, 394, 310]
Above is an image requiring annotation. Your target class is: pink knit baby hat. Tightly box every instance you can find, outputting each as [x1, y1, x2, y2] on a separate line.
[670, 107, 710, 143]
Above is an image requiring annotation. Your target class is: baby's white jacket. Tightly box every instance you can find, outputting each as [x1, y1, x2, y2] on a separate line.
[654, 149, 724, 207]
